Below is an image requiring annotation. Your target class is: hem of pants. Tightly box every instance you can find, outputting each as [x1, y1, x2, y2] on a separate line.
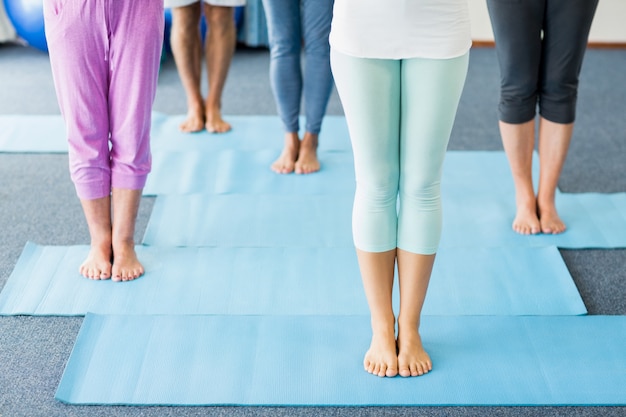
[354, 243, 397, 253]
[74, 182, 111, 201]
[396, 243, 438, 256]
[111, 173, 148, 191]
[538, 107, 576, 125]
[498, 106, 537, 125]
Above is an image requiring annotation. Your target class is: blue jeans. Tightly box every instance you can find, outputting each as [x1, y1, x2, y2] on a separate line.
[261, 0, 334, 134]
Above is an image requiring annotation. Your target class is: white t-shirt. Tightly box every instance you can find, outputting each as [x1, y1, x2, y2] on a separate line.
[329, 0, 472, 60]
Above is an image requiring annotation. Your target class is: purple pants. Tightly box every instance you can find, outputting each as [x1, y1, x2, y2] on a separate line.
[44, 0, 164, 200]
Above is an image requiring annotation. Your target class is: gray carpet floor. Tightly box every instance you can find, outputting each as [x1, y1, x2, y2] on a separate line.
[0, 42, 625, 417]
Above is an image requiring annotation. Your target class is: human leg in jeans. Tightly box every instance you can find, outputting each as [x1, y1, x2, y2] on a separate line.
[262, 0, 334, 174]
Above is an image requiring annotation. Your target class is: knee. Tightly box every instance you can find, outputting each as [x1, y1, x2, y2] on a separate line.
[400, 182, 440, 211]
[172, 16, 200, 36]
[356, 180, 398, 210]
[205, 6, 235, 33]
[266, 19, 300, 58]
[538, 79, 578, 124]
[304, 34, 330, 58]
[498, 77, 538, 124]
[171, 6, 202, 33]
[269, 35, 300, 59]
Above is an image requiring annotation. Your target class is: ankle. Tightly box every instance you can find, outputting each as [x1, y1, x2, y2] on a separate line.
[90, 231, 112, 247]
[205, 99, 221, 112]
[301, 132, 319, 149]
[112, 237, 135, 250]
[283, 133, 300, 152]
[371, 312, 396, 333]
[187, 97, 205, 113]
[397, 316, 419, 332]
[537, 195, 557, 212]
[285, 131, 299, 143]
[515, 192, 537, 208]
[90, 241, 112, 258]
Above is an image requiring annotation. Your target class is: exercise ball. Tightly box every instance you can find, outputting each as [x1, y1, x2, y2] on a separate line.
[163, 8, 173, 56]
[234, 6, 244, 29]
[4, 0, 48, 52]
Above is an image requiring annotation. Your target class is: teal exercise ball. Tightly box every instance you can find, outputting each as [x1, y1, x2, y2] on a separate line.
[4, 0, 48, 52]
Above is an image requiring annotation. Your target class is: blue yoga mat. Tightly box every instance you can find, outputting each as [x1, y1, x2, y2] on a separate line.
[0, 115, 67, 153]
[0, 113, 351, 153]
[144, 149, 356, 196]
[143, 191, 626, 249]
[144, 150, 537, 196]
[150, 113, 352, 152]
[442, 151, 540, 194]
[56, 314, 626, 406]
[143, 193, 354, 248]
[440, 190, 626, 249]
[0, 242, 585, 316]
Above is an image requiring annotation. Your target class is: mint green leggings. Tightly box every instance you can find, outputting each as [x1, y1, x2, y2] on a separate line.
[331, 50, 469, 254]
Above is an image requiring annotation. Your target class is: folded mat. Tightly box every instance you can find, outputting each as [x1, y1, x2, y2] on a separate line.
[0, 242, 585, 316]
[142, 192, 626, 249]
[56, 314, 626, 406]
[0, 113, 351, 153]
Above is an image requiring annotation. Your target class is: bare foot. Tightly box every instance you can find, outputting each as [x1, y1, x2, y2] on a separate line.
[295, 132, 320, 174]
[205, 106, 231, 133]
[271, 133, 300, 174]
[111, 241, 144, 282]
[539, 205, 566, 234]
[79, 243, 112, 280]
[179, 103, 206, 133]
[512, 201, 541, 235]
[364, 324, 398, 377]
[397, 325, 432, 377]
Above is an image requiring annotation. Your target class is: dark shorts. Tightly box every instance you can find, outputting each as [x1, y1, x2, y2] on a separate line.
[486, 0, 598, 124]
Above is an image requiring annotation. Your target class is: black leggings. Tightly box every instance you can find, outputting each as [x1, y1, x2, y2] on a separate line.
[486, 0, 598, 124]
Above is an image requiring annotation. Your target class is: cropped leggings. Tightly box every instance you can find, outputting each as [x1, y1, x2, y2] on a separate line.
[261, 0, 334, 134]
[331, 50, 469, 254]
[44, 0, 164, 200]
[486, 0, 598, 124]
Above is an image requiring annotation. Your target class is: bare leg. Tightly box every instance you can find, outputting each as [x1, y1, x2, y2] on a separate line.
[204, 5, 236, 133]
[500, 119, 541, 235]
[170, 4, 205, 133]
[396, 249, 434, 377]
[110, 188, 144, 282]
[271, 132, 300, 174]
[79, 196, 113, 280]
[357, 248, 398, 378]
[295, 132, 321, 174]
[537, 117, 572, 234]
